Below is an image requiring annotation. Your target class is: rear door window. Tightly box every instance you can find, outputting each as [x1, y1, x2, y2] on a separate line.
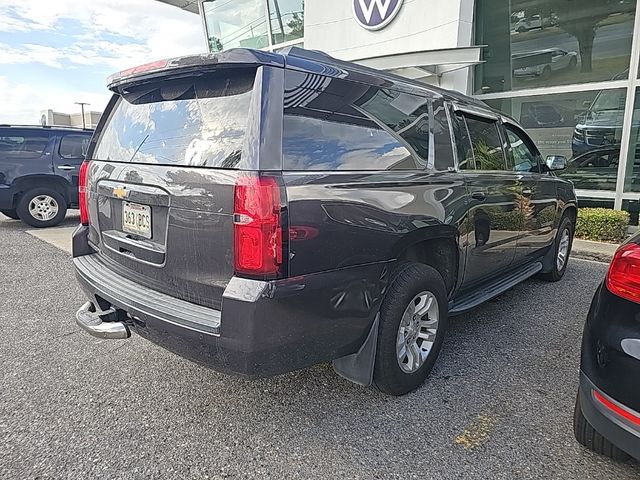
[460, 115, 507, 171]
[282, 72, 437, 171]
[59, 134, 91, 159]
[93, 69, 255, 168]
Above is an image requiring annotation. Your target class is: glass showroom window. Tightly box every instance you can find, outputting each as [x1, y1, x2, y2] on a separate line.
[202, 0, 269, 52]
[485, 88, 627, 191]
[268, 0, 304, 46]
[474, 0, 637, 94]
[623, 88, 640, 193]
[202, 0, 304, 52]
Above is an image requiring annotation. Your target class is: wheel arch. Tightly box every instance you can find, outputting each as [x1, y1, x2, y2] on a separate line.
[561, 204, 578, 225]
[13, 175, 72, 204]
[391, 225, 461, 296]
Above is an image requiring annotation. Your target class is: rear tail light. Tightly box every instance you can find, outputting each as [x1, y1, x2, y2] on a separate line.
[593, 389, 640, 427]
[606, 243, 640, 304]
[233, 174, 283, 277]
[79, 160, 90, 226]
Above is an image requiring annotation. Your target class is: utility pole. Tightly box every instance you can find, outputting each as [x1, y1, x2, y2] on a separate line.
[74, 102, 90, 129]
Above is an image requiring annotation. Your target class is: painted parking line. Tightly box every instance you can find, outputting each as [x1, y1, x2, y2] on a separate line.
[454, 414, 498, 450]
[27, 226, 75, 254]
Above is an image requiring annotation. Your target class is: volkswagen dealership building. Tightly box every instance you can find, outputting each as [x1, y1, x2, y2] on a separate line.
[161, 0, 640, 222]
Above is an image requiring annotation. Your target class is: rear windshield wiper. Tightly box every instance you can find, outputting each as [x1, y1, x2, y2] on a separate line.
[129, 134, 150, 162]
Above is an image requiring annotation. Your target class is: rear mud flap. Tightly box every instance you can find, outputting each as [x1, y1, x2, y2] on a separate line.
[332, 314, 379, 386]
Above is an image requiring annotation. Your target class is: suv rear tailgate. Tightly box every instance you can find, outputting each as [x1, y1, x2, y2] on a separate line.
[84, 67, 258, 310]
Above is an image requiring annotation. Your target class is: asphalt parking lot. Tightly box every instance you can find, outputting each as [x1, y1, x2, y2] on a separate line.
[1, 213, 639, 479]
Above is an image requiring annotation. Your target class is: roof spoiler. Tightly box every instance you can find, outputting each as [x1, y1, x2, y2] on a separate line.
[107, 49, 285, 92]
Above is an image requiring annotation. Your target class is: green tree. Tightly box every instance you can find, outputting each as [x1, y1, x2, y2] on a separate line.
[287, 11, 304, 37]
[209, 36, 223, 52]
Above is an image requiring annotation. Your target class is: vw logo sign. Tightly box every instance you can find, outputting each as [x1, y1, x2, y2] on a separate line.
[353, 0, 404, 31]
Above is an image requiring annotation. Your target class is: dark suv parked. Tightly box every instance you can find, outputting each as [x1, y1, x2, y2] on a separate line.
[72, 48, 577, 395]
[0, 125, 94, 227]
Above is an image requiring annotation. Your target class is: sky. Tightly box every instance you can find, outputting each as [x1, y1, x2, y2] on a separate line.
[0, 0, 205, 124]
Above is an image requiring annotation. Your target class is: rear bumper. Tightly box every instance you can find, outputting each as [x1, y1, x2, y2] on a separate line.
[579, 282, 640, 460]
[579, 373, 640, 460]
[73, 252, 386, 378]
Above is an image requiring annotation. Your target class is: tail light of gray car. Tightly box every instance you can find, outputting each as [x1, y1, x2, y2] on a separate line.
[606, 243, 640, 304]
[79, 160, 91, 226]
[233, 174, 283, 278]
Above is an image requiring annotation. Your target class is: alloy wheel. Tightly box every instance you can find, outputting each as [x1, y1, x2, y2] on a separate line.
[396, 291, 439, 374]
[557, 228, 571, 271]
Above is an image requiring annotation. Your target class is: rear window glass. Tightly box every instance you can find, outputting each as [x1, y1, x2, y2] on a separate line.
[0, 131, 49, 155]
[93, 70, 255, 168]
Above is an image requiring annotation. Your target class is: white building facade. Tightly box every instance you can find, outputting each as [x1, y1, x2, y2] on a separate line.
[161, 0, 640, 223]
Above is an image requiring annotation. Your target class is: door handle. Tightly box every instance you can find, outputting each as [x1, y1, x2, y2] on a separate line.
[57, 165, 74, 171]
[471, 191, 486, 201]
[522, 188, 533, 196]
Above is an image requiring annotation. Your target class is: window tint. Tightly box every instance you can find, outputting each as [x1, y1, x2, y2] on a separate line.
[0, 131, 49, 156]
[451, 112, 474, 170]
[93, 69, 255, 168]
[59, 135, 90, 159]
[433, 100, 454, 171]
[505, 125, 540, 173]
[282, 72, 432, 171]
[463, 116, 507, 171]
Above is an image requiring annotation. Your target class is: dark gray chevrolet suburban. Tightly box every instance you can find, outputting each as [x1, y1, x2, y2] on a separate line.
[72, 48, 577, 395]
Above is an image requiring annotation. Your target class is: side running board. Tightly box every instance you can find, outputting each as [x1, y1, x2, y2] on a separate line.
[449, 261, 543, 316]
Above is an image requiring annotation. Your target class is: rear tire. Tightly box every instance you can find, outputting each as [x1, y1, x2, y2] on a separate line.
[540, 215, 574, 282]
[373, 263, 448, 396]
[574, 392, 630, 462]
[17, 188, 67, 228]
[0, 209, 20, 220]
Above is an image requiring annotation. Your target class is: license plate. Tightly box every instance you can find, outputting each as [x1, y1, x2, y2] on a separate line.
[122, 201, 152, 239]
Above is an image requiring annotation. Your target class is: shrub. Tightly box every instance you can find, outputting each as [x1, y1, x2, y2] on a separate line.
[575, 208, 629, 243]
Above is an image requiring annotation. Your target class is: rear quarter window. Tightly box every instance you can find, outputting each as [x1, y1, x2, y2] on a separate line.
[0, 130, 50, 156]
[282, 72, 439, 171]
[92, 69, 255, 168]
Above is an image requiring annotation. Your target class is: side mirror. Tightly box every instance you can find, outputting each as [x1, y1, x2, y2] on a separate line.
[546, 155, 567, 171]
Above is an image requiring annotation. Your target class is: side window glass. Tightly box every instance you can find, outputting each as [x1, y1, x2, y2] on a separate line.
[282, 71, 431, 171]
[356, 88, 431, 166]
[505, 126, 541, 173]
[0, 132, 49, 156]
[59, 135, 90, 159]
[433, 100, 454, 171]
[464, 115, 507, 171]
[0, 135, 25, 152]
[451, 112, 474, 170]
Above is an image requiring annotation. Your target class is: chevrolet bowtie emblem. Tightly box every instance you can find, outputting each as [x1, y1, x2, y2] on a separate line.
[113, 186, 127, 199]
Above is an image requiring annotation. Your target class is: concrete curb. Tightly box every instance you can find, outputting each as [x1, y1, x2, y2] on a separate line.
[571, 239, 619, 264]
